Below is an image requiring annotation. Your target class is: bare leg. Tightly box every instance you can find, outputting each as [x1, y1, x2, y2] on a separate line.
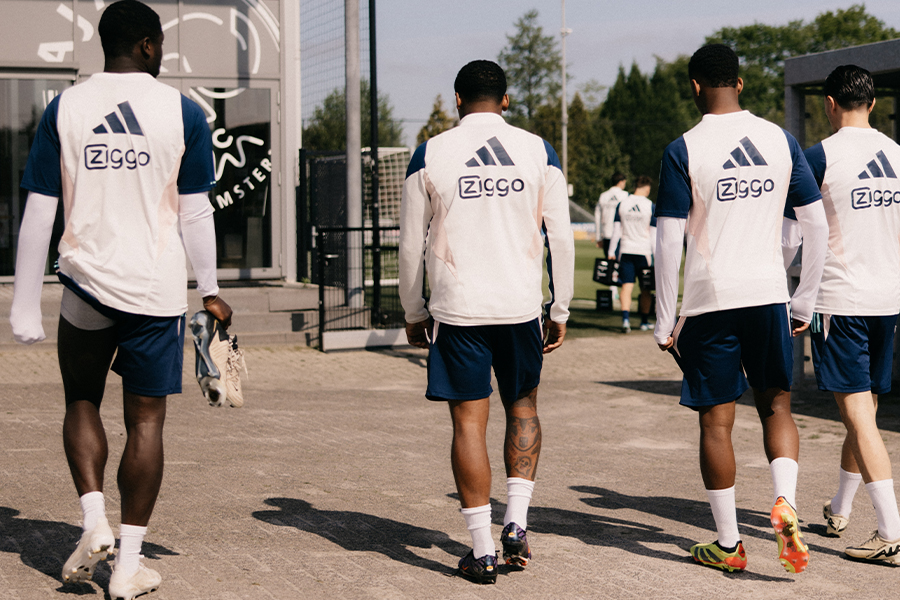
[638, 287, 652, 316]
[698, 402, 736, 489]
[620, 282, 634, 314]
[839, 393, 878, 475]
[449, 398, 491, 508]
[754, 387, 799, 462]
[63, 402, 108, 495]
[503, 387, 541, 481]
[835, 391, 891, 483]
[118, 392, 167, 526]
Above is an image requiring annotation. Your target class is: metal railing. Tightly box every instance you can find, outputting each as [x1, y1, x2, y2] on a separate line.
[315, 225, 403, 349]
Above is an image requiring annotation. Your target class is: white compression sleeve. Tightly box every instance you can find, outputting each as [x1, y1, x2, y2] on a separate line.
[179, 192, 219, 299]
[609, 221, 622, 260]
[789, 202, 829, 324]
[10, 192, 58, 344]
[653, 217, 685, 345]
[781, 217, 803, 270]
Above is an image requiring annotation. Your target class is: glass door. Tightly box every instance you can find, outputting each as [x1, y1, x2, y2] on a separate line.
[178, 79, 281, 280]
[0, 75, 72, 281]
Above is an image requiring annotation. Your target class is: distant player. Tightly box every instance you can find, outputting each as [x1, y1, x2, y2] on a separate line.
[595, 172, 628, 256]
[654, 44, 829, 573]
[10, 2, 231, 597]
[608, 175, 656, 332]
[399, 60, 574, 584]
[784, 65, 900, 564]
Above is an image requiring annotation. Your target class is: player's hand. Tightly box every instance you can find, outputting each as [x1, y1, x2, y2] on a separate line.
[596, 241, 602, 248]
[10, 302, 46, 345]
[406, 318, 432, 349]
[543, 320, 566, 354]
[657, 336, 674, 351]
[791, 318, 809, 337]
[203, 295, 233, 329]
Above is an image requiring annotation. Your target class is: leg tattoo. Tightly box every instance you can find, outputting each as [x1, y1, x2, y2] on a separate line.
[506, 415, 541, 479]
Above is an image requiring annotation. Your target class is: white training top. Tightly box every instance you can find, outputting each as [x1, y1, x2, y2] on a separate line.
[595, 185, 629, 241]
[613, 193, 656, 258]
[21, 72, 216, 317]
[656, 110, 822, 316]
[399, 112, 574, 326]
[802, 127, 900, 316]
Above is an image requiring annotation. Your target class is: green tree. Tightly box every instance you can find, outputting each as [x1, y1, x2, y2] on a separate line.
[531, 93, 630, 210]
[706, 4, 899, 126]
[498, 10, 561, 128]
[302, 79, 403, 151]
[600, 60, 696, 186]
[416, 94, 457, 145]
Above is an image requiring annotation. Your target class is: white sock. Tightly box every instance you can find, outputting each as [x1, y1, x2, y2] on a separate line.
[115, 524, 147, 577]
[504, 477, 535, 530]
[79, 491, 106, 532]
[831, 468, 862, 517]
[707, 486, 741, 549]
[460, 505, 494, 559]
[865, 479, 900, 541]
[770, 457, 798, 510]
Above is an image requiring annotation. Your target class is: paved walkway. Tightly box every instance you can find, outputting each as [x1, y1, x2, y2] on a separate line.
[1, 332, 898, 599]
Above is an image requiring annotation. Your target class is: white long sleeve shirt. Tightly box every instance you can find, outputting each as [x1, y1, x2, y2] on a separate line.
[399, 112, 574, 326]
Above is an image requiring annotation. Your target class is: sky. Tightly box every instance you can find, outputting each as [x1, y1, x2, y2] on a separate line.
[373, 0, 900, 147]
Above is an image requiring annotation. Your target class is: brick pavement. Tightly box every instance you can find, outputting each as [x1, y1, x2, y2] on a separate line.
[1, 333, 899, 599]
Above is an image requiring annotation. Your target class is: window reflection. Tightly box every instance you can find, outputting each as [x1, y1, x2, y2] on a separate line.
[0, 79, 69, 276]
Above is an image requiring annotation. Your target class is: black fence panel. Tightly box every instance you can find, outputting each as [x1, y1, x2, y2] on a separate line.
[316, 225, 403, 350]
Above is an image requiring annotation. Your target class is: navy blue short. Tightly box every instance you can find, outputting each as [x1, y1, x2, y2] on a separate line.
[810, 313, 897, 395]
[618, 254, 649, 284]
[426, 318, 543, 402]
[58, 273, 185, 397]
[670, 304, 793, 408]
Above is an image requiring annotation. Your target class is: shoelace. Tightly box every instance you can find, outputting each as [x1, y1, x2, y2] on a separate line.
[226, 336, 248, 380]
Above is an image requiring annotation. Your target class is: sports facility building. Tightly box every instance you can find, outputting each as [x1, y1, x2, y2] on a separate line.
[0, 0, 301, 285]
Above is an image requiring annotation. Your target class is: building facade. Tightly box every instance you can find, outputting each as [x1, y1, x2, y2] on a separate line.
[0, 0, 301, 283]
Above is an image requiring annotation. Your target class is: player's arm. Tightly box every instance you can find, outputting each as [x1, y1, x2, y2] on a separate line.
[653, 137, 691, 349]
[541, 141, 574, 353]
[399, 142, 433, 348]
[178, 192, 232, 328]
[648, 205, 658, 260]
[12, 95, 62, 344]
[10, 192, 58, 344]
[594, 198, 602, 246]
[784, 134, 828, 333]
[609, 209, 622, 261]
[178, 95, 232, 328]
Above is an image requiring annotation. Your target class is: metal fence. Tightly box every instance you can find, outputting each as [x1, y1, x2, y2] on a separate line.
[315, 225, 403, 350]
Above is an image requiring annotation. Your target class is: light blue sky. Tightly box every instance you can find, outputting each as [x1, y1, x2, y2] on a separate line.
[376, 0, 900, 146]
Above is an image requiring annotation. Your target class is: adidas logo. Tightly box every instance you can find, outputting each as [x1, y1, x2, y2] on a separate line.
[465, 137, 515, 167]
[92, 101, 144, 136]
[857, 151, 897, 180]
[722, 137, 767, 169]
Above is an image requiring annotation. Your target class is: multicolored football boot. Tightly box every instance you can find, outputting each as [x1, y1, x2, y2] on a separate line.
[457, 550, 498, 584]
[501, 522, 532, 567]
[771, 496, 809, 573]
[689, 540, 747, 572]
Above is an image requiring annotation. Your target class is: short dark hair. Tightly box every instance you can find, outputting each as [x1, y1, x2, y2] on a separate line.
[688, 44, 739, 88]
[635, 175, 653, 189]
[824, 65, 875, 110]
[611, 172, 626, 186]
[98, 0, 162, 60]
[454, 60, 507, 104]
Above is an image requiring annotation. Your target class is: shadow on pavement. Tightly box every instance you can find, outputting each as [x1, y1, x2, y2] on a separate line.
[252, 497, 468, 576]
[571, 487, 842, 560]
[0, 506, 176, 594]
[455, 493, 792, 581]
[598, 379, 682, 397]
